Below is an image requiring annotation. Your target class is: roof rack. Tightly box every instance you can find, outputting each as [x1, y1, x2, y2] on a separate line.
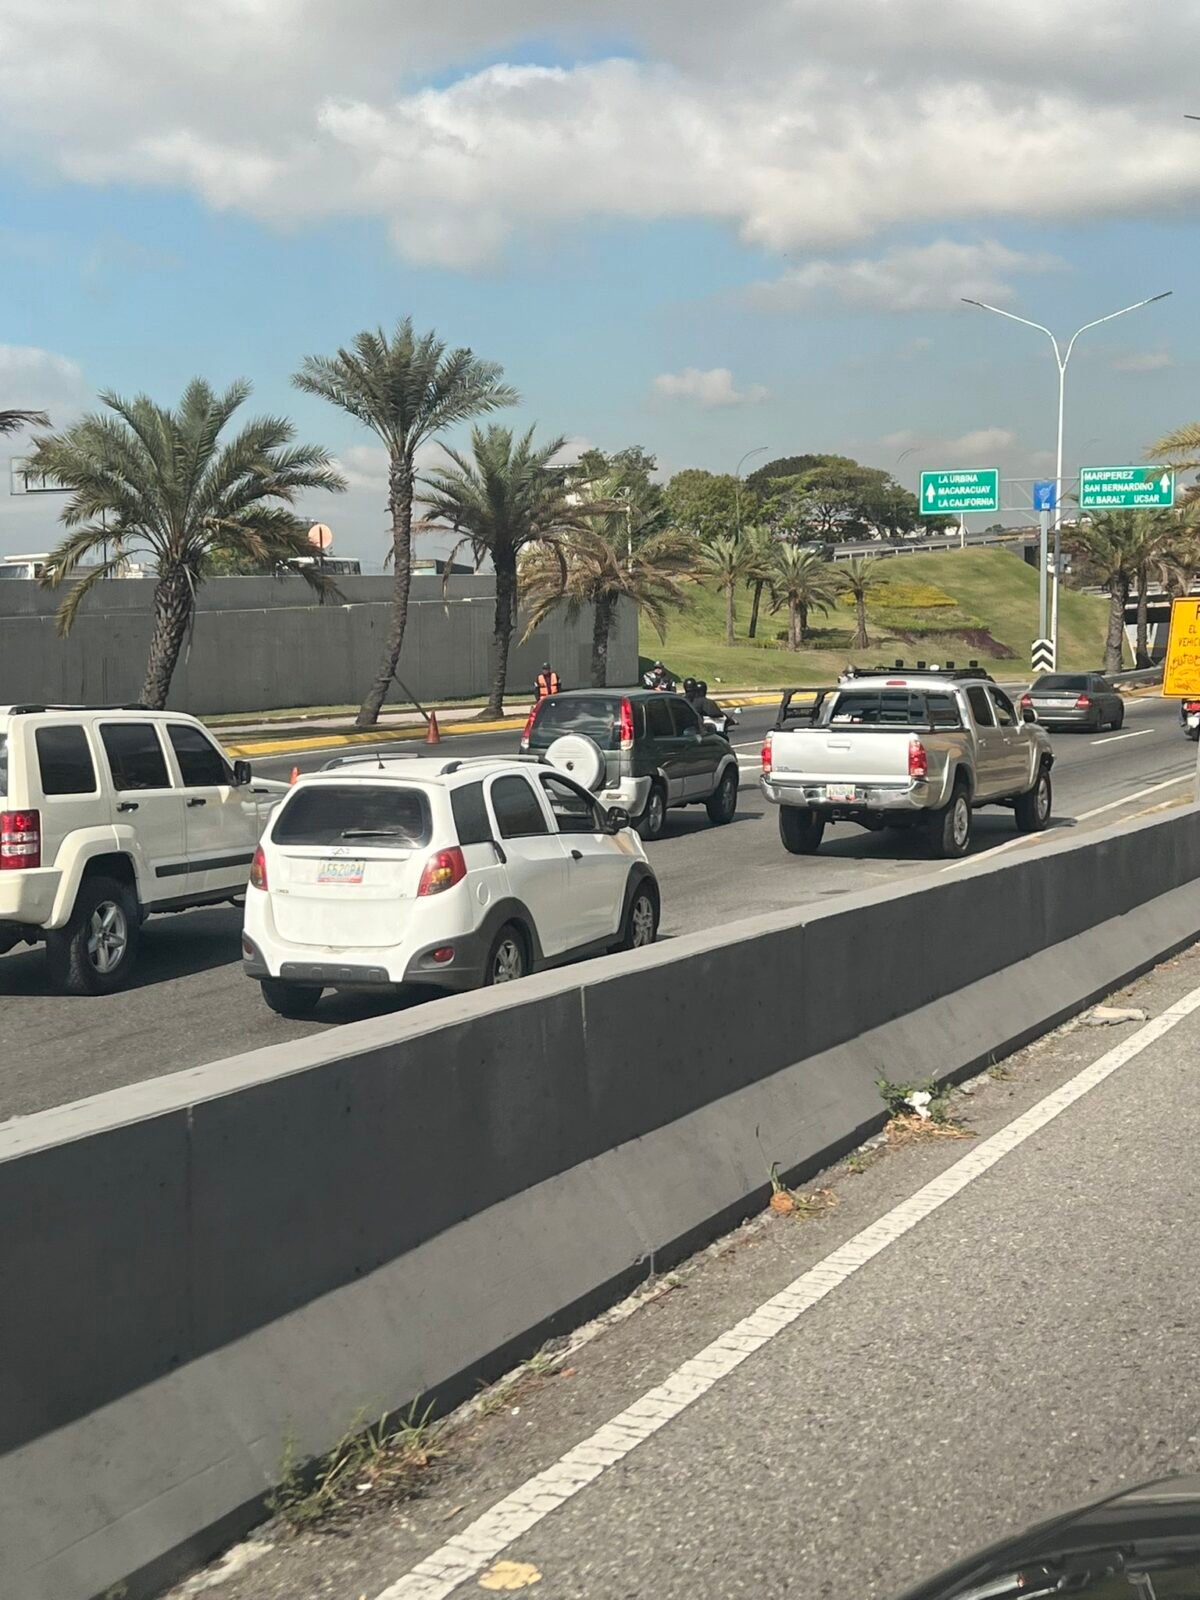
[319, 751, 424, 771]
[840, 659, 994, 683]
[7, 702, 149, 714]
[437, 754, 548, 776]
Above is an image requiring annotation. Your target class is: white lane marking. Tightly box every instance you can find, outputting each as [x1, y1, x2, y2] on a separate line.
[938, 832, 1031, 873]
[1092, 729, 1153, 745]
[1076, 774, 1193, 821]
[372, 982, 1200, 1600]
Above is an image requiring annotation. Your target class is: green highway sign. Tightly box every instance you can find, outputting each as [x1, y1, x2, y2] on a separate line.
[1078, 466, 1175, 510]
[919, 468, 1000, 516]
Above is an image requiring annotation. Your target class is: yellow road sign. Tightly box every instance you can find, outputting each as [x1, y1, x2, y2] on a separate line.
[1162, 597, 1200, 697]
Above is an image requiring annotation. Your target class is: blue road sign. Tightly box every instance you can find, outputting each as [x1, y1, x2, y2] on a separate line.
[1032, 481, 1057, 512]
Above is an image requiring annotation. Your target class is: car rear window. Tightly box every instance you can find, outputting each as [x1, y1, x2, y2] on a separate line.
[272, 784, 432, 848]
[529, 696, 620, 750]
[823, 690, 962, 729]
[1034, 675, 1088, 692]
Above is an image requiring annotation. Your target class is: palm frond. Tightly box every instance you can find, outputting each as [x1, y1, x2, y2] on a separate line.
[0, 407, 50, 437]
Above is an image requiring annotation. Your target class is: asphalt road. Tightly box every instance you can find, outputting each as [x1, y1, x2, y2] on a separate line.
[1, 693, 1193, 1122]
[167, 937, 1200, 1600]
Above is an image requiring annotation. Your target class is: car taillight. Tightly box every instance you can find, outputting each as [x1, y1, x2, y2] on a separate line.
[908, 737, 928, 780]
[1186, 701, 1200, 713]
[418, 846, 467, 897]
[249, 845, 268, 891]
[520, 704, 538, 750]
[761, 733, 773, 774]
[1075, 694, 1091, 709]
[1020, 694, 1033, 709]
[619, 697, 635, 751]
[0, 809, 40, 870]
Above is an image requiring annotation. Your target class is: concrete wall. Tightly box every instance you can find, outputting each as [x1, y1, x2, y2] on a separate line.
[3, 806, 1200, 1600]
[0, 575, 639, 714]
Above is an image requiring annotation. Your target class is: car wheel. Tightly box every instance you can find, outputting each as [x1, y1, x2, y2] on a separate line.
[1014, 766, 1052, 833]
[260, 978, 324, 1018]
[1113, 704, 1125, 730]
[926, 784, 972, 859]
[619, 884, 659, 951]
[486, 924, 528, 985]
[46, 875, 140, 996]
[779, 806, 825, 855]
[635, 785, 667, 842]
[705, 768, 738, 825]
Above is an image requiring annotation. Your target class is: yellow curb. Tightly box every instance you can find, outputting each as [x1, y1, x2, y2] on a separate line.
[225, 716, 525, 759]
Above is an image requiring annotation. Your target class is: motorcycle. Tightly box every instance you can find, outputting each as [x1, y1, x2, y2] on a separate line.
[1185, 700, 1200, 741]
[702, 707, 741, 740]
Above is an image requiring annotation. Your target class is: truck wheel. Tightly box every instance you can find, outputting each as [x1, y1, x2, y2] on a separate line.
[46, 875, 140, 996]
[1014, 766, 1052, 833]
[260, 978, 324, 1018]
[636, 784, 667, 842]
[779, 806, 825, 855]
[926, 784, 972, 859]
[705, 769, 738, 825]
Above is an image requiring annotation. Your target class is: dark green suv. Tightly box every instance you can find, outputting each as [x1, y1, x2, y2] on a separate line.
[521, 689, 740, 841]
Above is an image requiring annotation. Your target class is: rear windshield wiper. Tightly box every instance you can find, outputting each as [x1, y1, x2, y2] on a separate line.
[339, 828, 412, 839]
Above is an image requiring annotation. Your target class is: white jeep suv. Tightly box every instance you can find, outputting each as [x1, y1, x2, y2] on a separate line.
[0, 704, 285, 993]
[242, 753, 660, 1017]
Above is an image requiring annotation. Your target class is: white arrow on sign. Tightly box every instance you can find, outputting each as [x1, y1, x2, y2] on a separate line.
[1161, 472, 1172, 495]
[925, 484, 935, 503]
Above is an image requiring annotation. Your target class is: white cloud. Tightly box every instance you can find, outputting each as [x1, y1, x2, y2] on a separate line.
[1, 4, 1199, 268]
[1113, 350, 1173, 372]
[0, 346, 89, 433]
[653, 367, 768, 407]
[749, 240, 1064, 314]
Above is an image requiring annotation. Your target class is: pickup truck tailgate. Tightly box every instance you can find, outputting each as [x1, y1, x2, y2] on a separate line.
[770, 728, 913, 784]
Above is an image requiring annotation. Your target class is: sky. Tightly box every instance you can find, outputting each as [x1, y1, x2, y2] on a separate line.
[1, 0, 1199, 566]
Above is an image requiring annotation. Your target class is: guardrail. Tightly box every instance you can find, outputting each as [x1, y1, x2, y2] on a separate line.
[4, 805, 1200, 1600]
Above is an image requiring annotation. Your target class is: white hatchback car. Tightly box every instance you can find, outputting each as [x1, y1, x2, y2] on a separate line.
[242, 753, 660, 1017]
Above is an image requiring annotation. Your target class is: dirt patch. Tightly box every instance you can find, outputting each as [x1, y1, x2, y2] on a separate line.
[891, 627, 1013, 660]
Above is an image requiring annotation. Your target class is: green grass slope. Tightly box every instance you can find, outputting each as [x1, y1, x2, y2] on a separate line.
[647, 547, 1118, 688]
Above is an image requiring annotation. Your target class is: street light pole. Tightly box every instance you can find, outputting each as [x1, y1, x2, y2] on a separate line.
[734, 445, 768, 537]
[962, 292, 1171, 663]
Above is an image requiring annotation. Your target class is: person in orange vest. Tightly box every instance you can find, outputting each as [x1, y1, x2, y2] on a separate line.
[535, 662, 562, 699]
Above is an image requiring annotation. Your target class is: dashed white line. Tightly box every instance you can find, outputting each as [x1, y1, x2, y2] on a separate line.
[1092, 729, 1153, 745]
[371, 983, 1200, 1600]
[1076, 774, 1193, 820]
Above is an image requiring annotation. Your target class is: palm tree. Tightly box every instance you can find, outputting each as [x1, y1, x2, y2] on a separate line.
[698, 534, 752, 645]
[0, 408, 49, 436]
[742, 524, 777, 640]
[1066, 511, 1146, 674]
[520, 525, 697, 688]
[770, 545, 840, 649]
[420, 425, 581, 717]
[837, 556, 880, 651]
[1150, 421, 1200, 470]
[27, 380, 344, 708]
[295, 319, 517, 728]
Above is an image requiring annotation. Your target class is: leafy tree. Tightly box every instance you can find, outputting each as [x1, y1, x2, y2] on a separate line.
[295, 319, 517, 728]
[698, 534, 752, 645]
[518, 470, 694, 678]
[420, 425, 580, 717]
[745, 454, 846, 494]
[837, 556, 881, 650]
[749, 453, 921, 540]
[662, 469, 748, 541]
[29, 380, 345, 708]
[1066, 512, 1149, 674]
[770, 545, 840, 649]
[0, 408, 49, 437]
[571, 444, 663, 518]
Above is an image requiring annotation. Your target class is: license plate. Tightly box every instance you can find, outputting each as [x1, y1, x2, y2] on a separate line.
[317, 859, 365, 885]
[827, 783, 856, 803]
[1044, 699, 1075, 709]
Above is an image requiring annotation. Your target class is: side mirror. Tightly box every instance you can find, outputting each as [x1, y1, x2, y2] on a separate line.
[1021, 708, 1036, 725]
[606, 805, 631, 833]
[233, 759, 253, 786]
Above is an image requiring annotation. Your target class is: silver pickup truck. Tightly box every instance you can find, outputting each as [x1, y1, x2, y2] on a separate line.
[759, 668, 1054, 859]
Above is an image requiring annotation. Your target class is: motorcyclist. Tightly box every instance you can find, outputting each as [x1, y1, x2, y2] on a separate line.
[682, 677, 700, 704]
[642, 660, 677, 692]
[694, 679, 725, 722]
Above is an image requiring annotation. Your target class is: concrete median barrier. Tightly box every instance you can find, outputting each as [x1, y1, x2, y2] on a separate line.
[3, 806, 1200, 1600]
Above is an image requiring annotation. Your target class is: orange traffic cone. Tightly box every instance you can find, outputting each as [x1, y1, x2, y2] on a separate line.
[425, 711, 441, 745]
[289, 766, 300, 785]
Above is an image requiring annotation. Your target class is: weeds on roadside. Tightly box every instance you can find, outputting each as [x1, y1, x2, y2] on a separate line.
[767, 1162, 838, 1218]
[269, 1402, 442, 1532]
[876, 1075, 974, 1142]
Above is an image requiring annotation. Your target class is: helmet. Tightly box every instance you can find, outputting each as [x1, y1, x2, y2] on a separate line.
[654, 660, 665, 670]
[683, 677, 698, 696]
[696, 680, 708, 697]
[542, 661, 551, 672]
